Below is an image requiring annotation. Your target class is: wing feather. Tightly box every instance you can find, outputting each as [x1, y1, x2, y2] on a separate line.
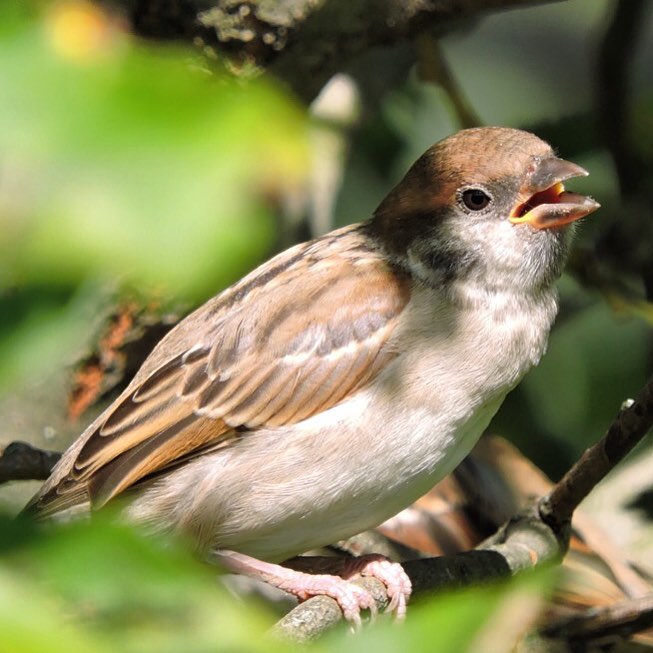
[32, 225, 411, 514]
[87, 414, 232, 507]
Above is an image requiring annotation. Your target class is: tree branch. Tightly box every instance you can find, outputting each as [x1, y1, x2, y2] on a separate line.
[125, 0, 562, 101]
[272, 510, 558, 642]
[540, 595, 653, 646]
[0, 442, 61, 484]
[416, 34, 481, 129]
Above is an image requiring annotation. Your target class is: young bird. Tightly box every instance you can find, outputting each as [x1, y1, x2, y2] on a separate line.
[26, 127, 599, 624]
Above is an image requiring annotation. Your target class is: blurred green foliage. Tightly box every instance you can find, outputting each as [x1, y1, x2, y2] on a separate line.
[0, 513, 284, 653]
[0, 0, 307, 387]
[0, 511, 555, 652]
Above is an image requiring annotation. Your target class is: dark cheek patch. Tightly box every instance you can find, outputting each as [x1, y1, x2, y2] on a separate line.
[414, 222, 478, 282]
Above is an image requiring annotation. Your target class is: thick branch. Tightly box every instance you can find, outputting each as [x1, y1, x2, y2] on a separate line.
[272, 507, 560, 642]
[126, 0, 561, 101]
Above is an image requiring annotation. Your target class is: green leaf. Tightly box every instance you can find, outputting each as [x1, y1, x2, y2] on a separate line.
[0, 2, 307, 385]
[0, 4, 306, 297]
[3, 514, 302, 653]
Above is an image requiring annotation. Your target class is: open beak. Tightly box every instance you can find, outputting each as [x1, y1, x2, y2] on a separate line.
[509, 157, 600, 229]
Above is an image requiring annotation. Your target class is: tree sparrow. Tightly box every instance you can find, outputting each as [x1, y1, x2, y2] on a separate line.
[26, 127, 599, 624]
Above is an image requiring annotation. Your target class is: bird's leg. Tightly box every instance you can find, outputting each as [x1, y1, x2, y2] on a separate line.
[214, 550, 377, 628]
[213, 550, 410, 627]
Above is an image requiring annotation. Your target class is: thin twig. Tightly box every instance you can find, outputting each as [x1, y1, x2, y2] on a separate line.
[597, 0, 648, 197]
[539, 376, 653, 534]
[541, 595, 653, 644]
[416, 34, 482, 129]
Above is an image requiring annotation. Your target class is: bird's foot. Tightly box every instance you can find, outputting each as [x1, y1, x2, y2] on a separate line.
[214, 550, 410, 628]
[284, 553, 411, 620]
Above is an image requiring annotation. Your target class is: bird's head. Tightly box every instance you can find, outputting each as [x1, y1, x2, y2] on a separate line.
[371, 127, 599, 292]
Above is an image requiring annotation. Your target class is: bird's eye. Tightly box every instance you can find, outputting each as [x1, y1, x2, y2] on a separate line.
[460, 188, 492, 212]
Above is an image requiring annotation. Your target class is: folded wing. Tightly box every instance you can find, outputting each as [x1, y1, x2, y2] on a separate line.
[31, 227, 411, 515]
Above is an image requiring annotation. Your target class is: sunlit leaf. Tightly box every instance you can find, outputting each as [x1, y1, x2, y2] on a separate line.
[0, 2, 307, 385]
[4, 513, 302, 653]
[0, 3, 306, 297]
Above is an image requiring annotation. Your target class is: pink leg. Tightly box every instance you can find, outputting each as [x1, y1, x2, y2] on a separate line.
[214, 550, 411, 626]
[214, 550, 376, 627]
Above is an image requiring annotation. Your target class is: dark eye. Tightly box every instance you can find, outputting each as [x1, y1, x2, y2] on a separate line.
[461, 188, 491, 211]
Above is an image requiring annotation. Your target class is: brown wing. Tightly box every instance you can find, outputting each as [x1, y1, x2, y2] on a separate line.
[33, 225, 411, 514]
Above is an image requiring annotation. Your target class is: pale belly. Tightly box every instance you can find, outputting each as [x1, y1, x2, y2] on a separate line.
[129, 386, 506, 562]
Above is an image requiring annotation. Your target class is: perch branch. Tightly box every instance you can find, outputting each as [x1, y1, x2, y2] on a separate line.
[539, 376, 653, 533]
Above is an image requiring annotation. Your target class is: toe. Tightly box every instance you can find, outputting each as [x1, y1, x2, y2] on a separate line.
[358, 557, 412, 619]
